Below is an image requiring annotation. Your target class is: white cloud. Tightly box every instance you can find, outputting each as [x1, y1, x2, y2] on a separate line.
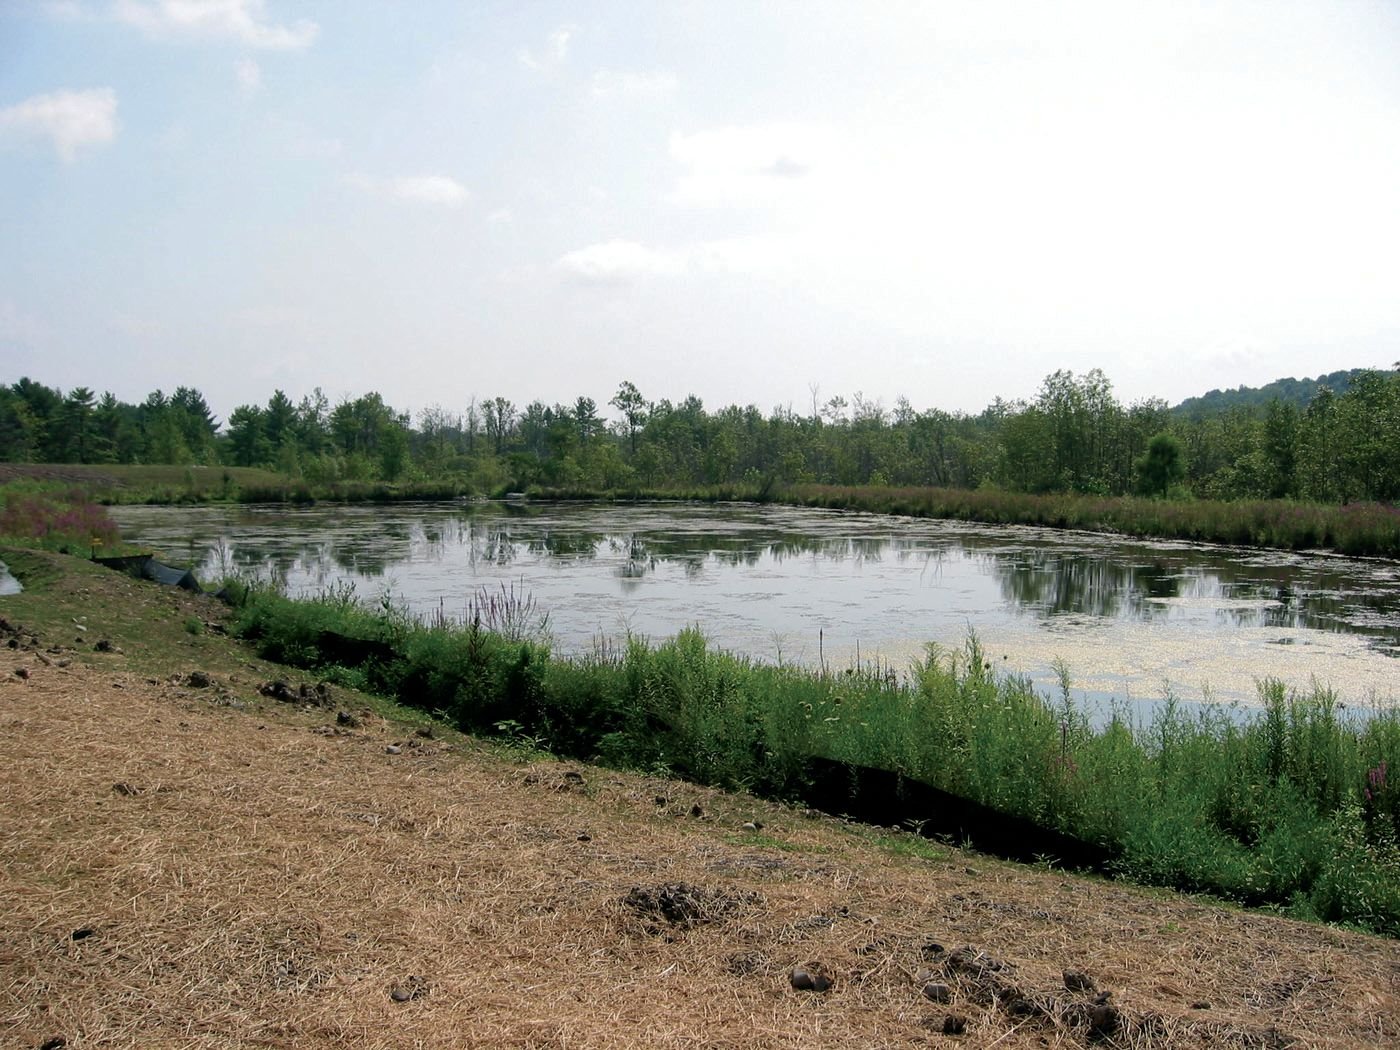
[486, 208, 514, 225]
[113, 0, 318, 50]
[347, 173, 471, 208]
[0, 87, 118, 161]
[388, 176, 470, 207]
[668, 123, 840, 207]
[590, 69, 677, 100]
[555, 236, 789, 286]
[235, 57, 261, 95]
[517, 24, 574, 70]
[555, 240, 683, 284]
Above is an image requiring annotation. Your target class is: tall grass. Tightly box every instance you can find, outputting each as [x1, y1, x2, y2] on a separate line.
[229, 586, 1400, 936]
[233, 479, 474, 504]
[784, 484, 1400, 558]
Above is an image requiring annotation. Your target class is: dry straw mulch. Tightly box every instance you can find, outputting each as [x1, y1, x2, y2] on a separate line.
[2, 658, 1397, 1049]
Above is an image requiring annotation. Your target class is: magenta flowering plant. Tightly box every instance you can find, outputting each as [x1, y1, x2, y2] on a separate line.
[0, 482, 121, 551]
[1365, 760, 1388, 801]
[1361, 759, 1398, 842]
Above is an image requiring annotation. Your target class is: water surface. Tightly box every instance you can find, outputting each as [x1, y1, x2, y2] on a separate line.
[111, 501, 1400, 711]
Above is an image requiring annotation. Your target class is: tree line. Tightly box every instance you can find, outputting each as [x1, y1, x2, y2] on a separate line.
[2, 367, 1398, 504]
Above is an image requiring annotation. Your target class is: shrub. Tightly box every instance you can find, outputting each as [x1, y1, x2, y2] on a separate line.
[0, 481, 122, 552]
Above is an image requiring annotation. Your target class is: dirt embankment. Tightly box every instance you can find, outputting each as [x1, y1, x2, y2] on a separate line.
[0, 590, 1398, 1048]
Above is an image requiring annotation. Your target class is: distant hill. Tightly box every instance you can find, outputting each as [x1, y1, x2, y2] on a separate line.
[1172, 367, 1385, 418]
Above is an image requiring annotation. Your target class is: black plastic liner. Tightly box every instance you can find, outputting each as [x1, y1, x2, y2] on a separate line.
[94, 554, 201, 593]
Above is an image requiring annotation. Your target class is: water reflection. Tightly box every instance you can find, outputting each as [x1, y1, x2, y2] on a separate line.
[993, 551, 1154, 619]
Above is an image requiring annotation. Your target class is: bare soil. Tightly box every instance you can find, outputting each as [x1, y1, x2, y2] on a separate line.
[1, 557, 1398, 1048]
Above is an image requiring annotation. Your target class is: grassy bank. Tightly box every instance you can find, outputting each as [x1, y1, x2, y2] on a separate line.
[783, 484, 1400, 559]
[0, 463, 474, 505]
[229, 582, 1400, 936]
[527, 481, 1400, 558]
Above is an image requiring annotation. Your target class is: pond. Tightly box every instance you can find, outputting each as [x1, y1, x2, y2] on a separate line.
[110, 501, 1400, 714]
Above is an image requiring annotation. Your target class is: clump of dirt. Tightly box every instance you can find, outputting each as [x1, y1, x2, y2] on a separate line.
[909, 940, 1309, 1048]
[1, 616, 45, 653]
[622, 882, 762, 930]
[259, 679, 332, 706]
[522, 768, 588, 793]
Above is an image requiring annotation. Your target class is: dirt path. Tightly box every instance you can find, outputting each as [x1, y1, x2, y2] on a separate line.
[1, 654, 1397, 1048]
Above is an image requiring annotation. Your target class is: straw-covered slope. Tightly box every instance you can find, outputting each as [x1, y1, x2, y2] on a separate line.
[0, 549, 1396, 1049]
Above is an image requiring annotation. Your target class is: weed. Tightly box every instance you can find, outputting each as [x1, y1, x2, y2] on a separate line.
[491, 718, 549, 755]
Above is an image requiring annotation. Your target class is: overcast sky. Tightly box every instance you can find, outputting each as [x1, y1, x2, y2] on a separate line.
[2, 1, 1398, 424]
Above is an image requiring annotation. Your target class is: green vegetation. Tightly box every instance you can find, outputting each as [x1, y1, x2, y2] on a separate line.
[5, 366, 1400, 509]
[1134, 432, 1186, 498]
[229, 582, 1400, 936]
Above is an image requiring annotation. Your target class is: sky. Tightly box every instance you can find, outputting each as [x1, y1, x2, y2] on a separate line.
[2, 1, 1399, 425]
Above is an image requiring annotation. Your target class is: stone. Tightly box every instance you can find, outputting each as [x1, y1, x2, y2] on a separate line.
[389, 975, 427, 1003]
[922, 981, 953, 1003]
[790, 967, 832, 992]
